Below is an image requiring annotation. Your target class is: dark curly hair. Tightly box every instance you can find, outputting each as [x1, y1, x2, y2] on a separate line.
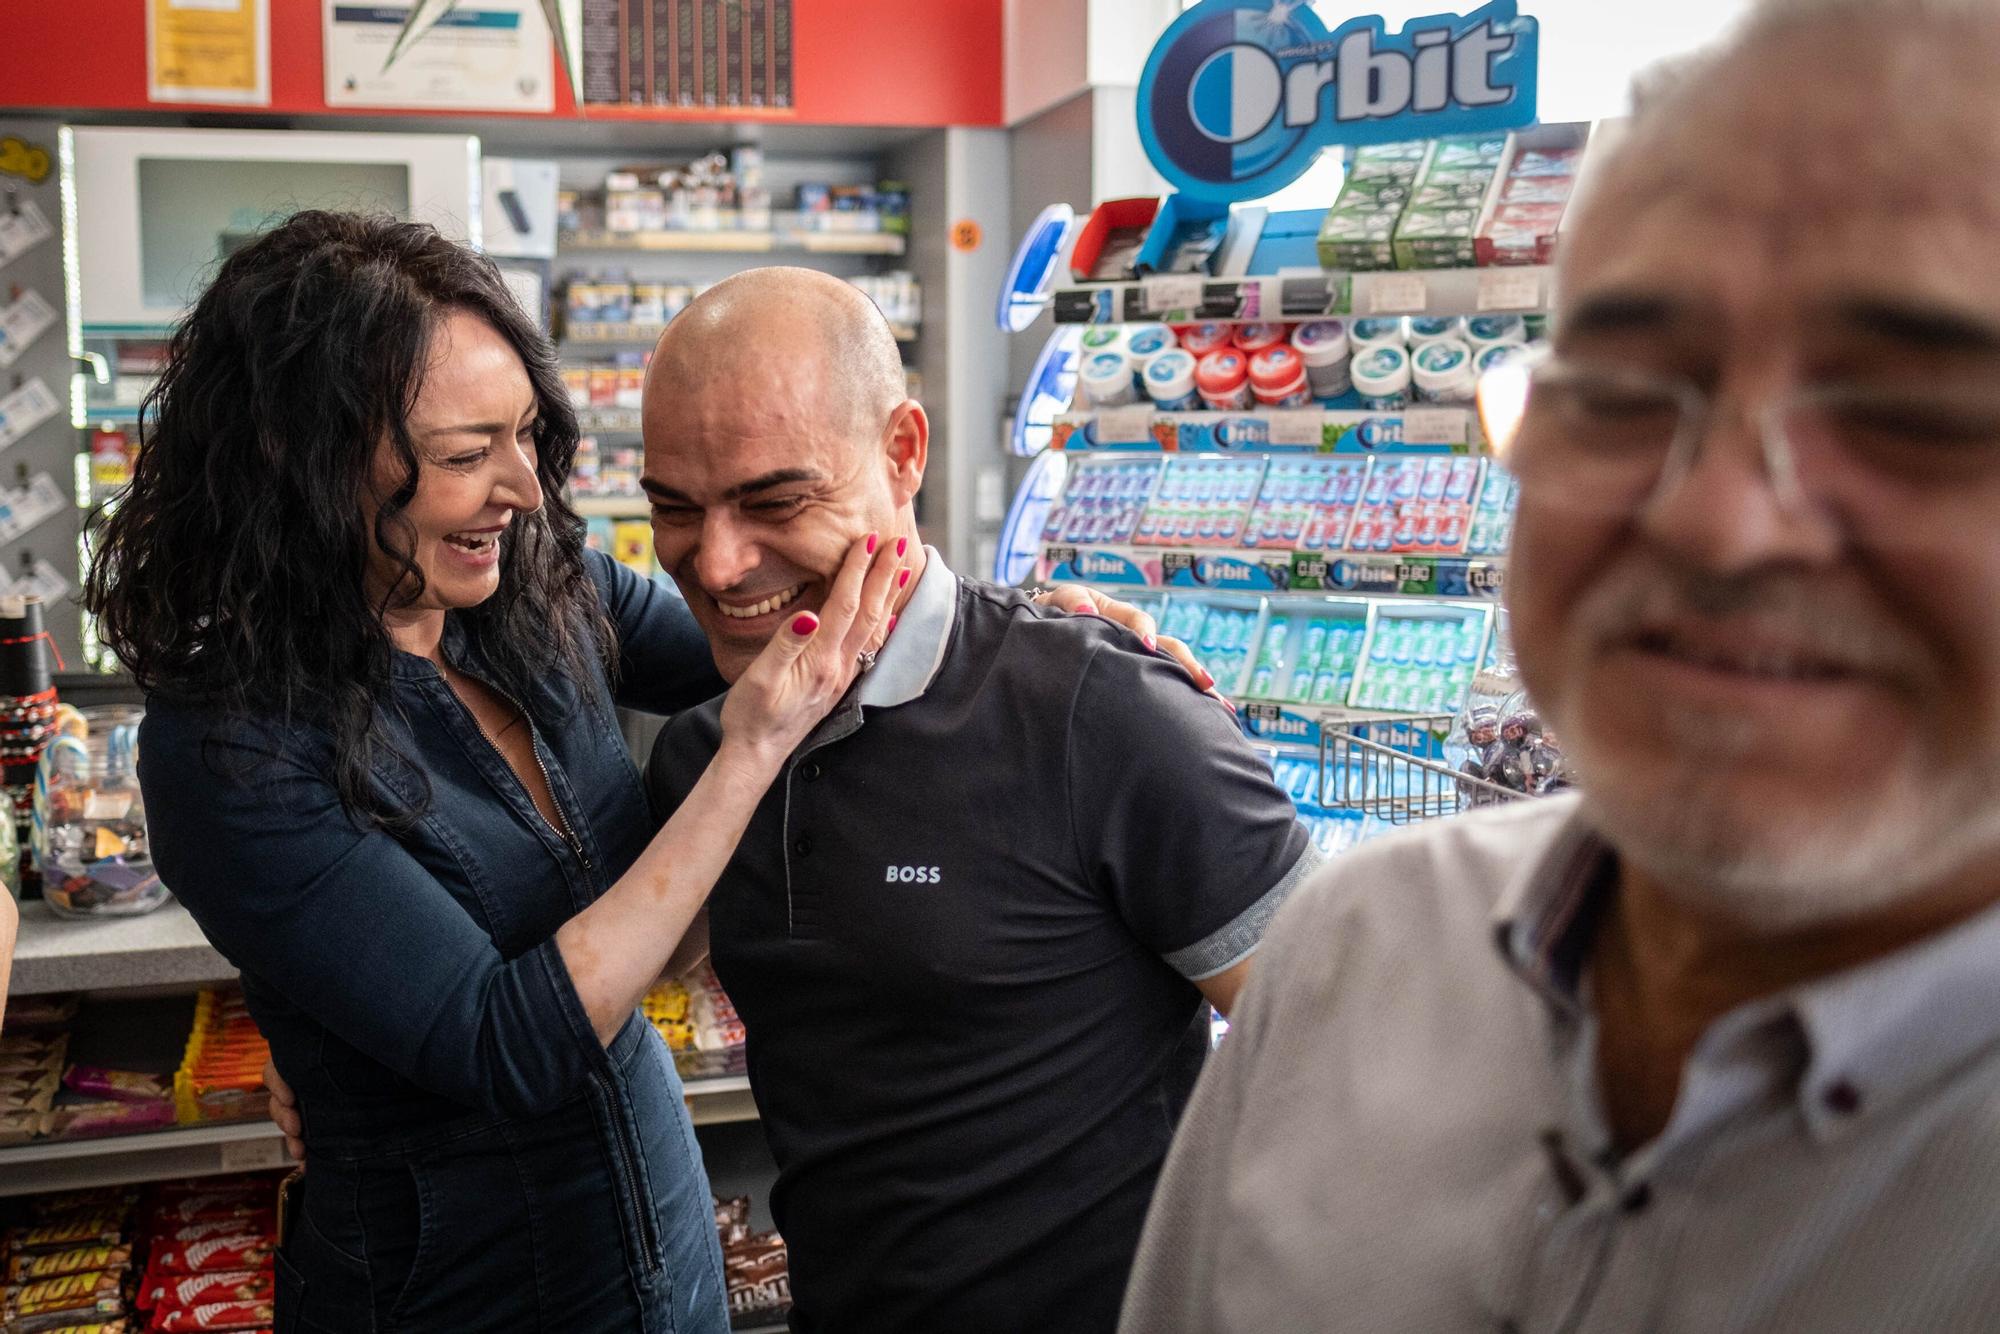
[85, 210, 612, 830]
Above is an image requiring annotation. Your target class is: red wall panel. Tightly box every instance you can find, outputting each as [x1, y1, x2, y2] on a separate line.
[0, 0, 1002, 127]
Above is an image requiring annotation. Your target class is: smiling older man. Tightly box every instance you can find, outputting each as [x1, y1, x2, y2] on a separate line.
[1119, 2, 2000, 1331]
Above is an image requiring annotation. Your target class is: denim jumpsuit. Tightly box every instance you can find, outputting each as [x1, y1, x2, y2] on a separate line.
[139, 552, 731, 1334]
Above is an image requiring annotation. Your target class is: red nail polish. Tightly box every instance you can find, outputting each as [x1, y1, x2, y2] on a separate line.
[896, 537, 908, 557]
[898, 568, 911, 588]
[791, 613, 818, 636]
[886, 615, 899, 636]
[1142, 634, 1158, 652]
[1198, 669, 1216, 690]
[866, 533, 878, 556]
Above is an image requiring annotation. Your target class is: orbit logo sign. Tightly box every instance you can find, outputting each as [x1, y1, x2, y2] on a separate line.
[1138, 0, 1540, 203]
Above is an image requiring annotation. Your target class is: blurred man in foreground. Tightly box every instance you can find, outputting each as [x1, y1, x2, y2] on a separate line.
[1122, 2, 2000, 1329]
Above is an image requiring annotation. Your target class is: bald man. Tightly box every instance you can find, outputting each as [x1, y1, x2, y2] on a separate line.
[640, 268, 1319, 1333]
[1122, 2, 2000, 1331]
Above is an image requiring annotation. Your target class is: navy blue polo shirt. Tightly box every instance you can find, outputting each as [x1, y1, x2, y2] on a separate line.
[648, 552, 1318, 1334]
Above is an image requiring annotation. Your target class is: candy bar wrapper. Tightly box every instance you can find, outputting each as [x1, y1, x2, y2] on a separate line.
[6, 1214, 126, 1253]
[25, 1321, 127, 1334]
[4, 1269, 125, 1331]
[29, 1187, 140, 1221]
[0, 1109, 52, 1146]
[45, 1099, 176, 1141]
[147, 1178, 276, 1212]
[142, 1217, 275, 1254]
[0, 1068, 62, 1114]
[138, 1271, 272, 1314]
[1, 995, 79, 1033]
[148, 1300, 275, 1332]
[144, 1235, 274, 1277]
[6, 1246, 130, 1285]
[62, 1068, 172, 1106]
[150, 1191, 274, 1226]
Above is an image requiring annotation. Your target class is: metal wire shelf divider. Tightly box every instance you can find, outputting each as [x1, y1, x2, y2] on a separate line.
[1318, 712, 1527, 825]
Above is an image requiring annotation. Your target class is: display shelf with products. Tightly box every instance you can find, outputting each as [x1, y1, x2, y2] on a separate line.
[560, 227, 908, 257]
[1051, 264, 1554, 326]
[564, 317, 919, 345]
[1002, 133, 1561, 839]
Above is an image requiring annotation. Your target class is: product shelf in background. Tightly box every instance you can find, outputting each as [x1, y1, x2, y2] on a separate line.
[0, 1075, 761, 1197]
[1050, 266, 1551, 326]
[11, 902, 236, 997]
[573, 494, 652, 520]
[1051, 407, 1477, 453]
[559, 228, 907, 257]
[564, 320, 917, 346]
[1038, 544, 1507, 601]
[575, 408, 645, 434]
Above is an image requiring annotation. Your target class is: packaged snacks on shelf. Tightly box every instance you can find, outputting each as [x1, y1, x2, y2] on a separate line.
[172, 991, 271, 1126]
[724, 1232, 791, 1325]
[6, 1245, 131, 1285]
[6, 1213, 126, 1254]
[26, 1187, 140, 1222]
[147, 1298, 275, 1331]
[62, 1067, 172, 1106]
[2, 994, 79, 1034]
[1476, 126, 1588, 267]
[141, 1233, 274, 1279]
[4, 1268, 126, 1331]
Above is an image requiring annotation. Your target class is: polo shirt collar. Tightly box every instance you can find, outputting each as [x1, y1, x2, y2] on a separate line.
[1492, 795, 2000, 1143]
[1789, 894, 2000, 1141]
[1491, 794, 1614, 1015]
[854, 545, 956, 711]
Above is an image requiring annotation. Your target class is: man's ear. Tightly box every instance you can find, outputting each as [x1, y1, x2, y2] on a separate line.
[884, 399, 929, 504]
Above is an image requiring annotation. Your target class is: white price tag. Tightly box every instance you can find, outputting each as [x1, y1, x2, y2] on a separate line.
[0, 203, 54, 270]
[1096, 405, 1156, 444]
[1477, 268, 1543, 311]
[219, 1134, 292, 1173]
[1401, 409, 1470, 445]
[1266, 411, 1325, 447]
[0, 378, 59, 450]
[0, 474, 68, 545]
[0, 290, 57, 370]
[1141, 273, 1205, 315]
[1368, 274, 1431, 315]
[8, 558, 69, 606]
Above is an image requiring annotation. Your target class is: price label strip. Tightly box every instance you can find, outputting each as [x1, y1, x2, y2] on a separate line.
[0, 474, 69, 546]
[1095, 405, 1156, 445]
[0, 289, 57, 370]
[7, 558, 69, 605]
[0, 377, 60, 450]
[1477, 269, 1544, 312]
[1140, 273, 1205, 317]
[1401, 409, 1470, 446]
[0, 202, 55, 270]
[1368, 274, 1431, 315]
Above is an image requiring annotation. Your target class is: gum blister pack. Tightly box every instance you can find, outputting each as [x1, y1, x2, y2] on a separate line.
[1242, 457, 1370, 553]
[1244, 606, 1368, 708]
[1041, 457, 1162, 546]
[1160, 597, 1258, 694]
[1135, 456, 1266, 549]
[1350, 605, 1491, 713]
[1346, 455, 1483, 556]
[1466, 464, 1516, 557]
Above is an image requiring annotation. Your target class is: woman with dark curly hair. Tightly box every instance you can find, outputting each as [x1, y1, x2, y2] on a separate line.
[83, 209, 906, 1333]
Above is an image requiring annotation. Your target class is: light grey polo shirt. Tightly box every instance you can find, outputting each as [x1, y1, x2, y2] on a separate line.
[1121, 794, 2000, 1333]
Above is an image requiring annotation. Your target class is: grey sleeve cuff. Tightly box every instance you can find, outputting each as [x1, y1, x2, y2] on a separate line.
[1164, 835, 1325, 981]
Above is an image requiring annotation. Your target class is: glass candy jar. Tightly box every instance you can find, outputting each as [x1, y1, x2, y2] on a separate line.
[34, 706, 167, 917]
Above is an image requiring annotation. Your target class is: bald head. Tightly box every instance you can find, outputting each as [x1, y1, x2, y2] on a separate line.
[646, 266, 904, 436]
